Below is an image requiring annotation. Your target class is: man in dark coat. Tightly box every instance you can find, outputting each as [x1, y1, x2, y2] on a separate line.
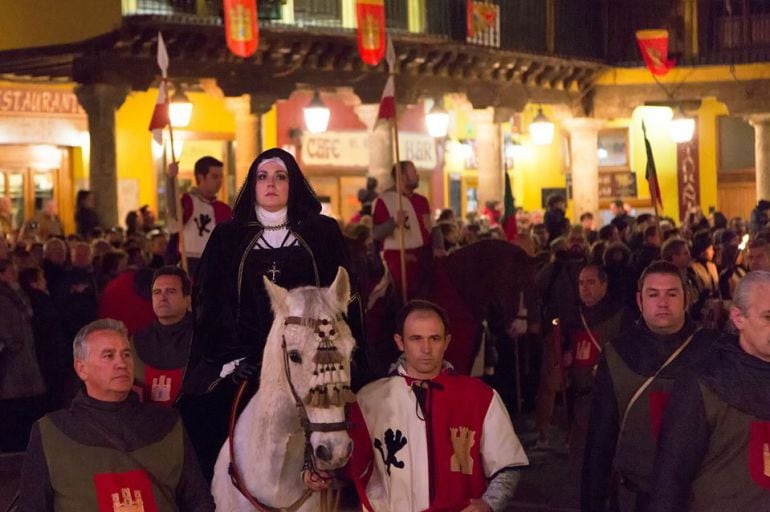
[19, 266, 75, 411]
[581, 261, 718, 512]
[132, 266, 193, 406]
[56, 241, 98, 341]
[18, 319, 213, 510]
[649, 271, 770, 512]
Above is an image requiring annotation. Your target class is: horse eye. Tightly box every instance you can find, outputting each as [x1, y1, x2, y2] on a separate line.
[288, 350, 302, 364]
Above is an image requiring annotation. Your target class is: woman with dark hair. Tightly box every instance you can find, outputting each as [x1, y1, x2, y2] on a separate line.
[74, 190, 101, 239]
[180, 148, 367, 480]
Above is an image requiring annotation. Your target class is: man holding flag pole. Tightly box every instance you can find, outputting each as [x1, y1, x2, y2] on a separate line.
[149, 33, 231, 278]
[371, 37, 444, 302]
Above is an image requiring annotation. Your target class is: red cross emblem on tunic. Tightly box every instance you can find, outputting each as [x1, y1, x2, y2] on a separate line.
[648, 390, 671, 441]
[749, 421, 770, 489]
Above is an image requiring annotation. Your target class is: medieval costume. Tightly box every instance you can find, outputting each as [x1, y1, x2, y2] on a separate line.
[179, 147, 366, 481]
[648, 335, 770, 512]
[132, 312, 193, 406]
[372, 184, 437, 300]
[347, 360, 529, 512]
[563, 296, 633, 472]
[18, 391, 213, 510]
[581, 319, 718, 512]
[168, 185, 232, 278]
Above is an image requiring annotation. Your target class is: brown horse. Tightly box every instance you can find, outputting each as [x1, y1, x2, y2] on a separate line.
[362, 239, 535, 375]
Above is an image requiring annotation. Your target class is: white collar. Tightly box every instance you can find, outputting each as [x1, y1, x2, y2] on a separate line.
[256, 207, 288, 228]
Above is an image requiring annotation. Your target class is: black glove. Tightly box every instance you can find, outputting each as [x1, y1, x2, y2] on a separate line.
[230, 358, 261, 384]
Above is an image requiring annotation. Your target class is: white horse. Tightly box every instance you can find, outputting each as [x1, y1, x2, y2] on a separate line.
[211, 268, 357, 511]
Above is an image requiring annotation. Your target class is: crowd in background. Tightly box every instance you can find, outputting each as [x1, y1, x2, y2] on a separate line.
[2, 183, 768, 459]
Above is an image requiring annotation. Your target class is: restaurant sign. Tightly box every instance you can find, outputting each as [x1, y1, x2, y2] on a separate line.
[0, 87, 85, 116]
[301, 130, 437, 169]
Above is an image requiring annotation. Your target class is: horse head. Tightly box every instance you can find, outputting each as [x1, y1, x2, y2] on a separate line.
[264, 267, 355, 471]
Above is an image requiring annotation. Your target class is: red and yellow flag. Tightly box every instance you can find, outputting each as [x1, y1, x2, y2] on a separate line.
[356, 0, 386, 66]
[223, 0, 259, 58]
[636, 29, 675, 76]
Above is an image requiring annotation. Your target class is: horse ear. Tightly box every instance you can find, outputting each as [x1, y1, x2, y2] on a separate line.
[263, 276, 290, 316]
[327, 267, 350, 311]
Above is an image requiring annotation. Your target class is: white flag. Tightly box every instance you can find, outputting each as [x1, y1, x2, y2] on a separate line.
[157, 31, 169, 78]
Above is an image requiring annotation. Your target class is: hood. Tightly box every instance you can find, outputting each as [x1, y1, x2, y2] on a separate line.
[232, 148, 321, 226]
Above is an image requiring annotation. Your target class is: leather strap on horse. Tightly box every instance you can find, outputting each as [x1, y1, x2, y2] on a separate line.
[227, 380, 313, 512]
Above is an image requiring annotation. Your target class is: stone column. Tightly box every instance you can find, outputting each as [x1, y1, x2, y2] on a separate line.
[563, 117, 605, 221]
[225, 95, 261, 190]
[749, 114, 770, 202]
[75, 83, 128, 229]
[473, 108, 503, 209]
[355, 104, 394, 191]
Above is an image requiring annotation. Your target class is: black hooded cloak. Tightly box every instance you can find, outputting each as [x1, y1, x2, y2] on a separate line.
[184, 148, 361, 393]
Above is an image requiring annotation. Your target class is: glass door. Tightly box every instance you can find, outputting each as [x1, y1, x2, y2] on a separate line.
[5, 172, 25, 230]
[33, 171, 56, 219]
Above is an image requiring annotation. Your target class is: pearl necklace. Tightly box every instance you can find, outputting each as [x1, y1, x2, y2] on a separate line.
[262, 222, 288, 231]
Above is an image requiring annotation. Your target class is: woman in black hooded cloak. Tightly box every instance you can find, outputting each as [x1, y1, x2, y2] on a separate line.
[178, 148, 369, 480]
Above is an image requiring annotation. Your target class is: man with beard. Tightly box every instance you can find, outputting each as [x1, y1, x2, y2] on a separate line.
[372, 160, 443, 299]
[582, 261, 718, 512]
[564, 264, 633, 470]
[132, 266, 193, 406]
[648, 271, 770, 511]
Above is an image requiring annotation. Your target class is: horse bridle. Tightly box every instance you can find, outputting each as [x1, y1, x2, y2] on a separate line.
[227, 313, 351, 512]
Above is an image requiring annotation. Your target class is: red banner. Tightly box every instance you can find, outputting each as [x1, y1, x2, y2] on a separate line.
[356, 0, 386, 66]
[677, 134, 700, 223]
[223, 0, 259, 58]
[467, 1, 498, 38]
[636, 29, 675, 76]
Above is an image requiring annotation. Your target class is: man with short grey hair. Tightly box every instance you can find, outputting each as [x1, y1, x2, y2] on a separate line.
[649, 271, 770, 511]
[18, 318, 213, 510]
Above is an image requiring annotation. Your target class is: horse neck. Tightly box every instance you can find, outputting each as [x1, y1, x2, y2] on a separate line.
[249, 319, 299, 429]
[234, 321, 306, 497]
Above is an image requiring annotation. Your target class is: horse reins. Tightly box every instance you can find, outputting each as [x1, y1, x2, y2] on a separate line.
[227, 314, 351, 512]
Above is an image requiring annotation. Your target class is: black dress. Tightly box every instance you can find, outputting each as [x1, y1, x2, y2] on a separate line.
[178, 148, 370, 481]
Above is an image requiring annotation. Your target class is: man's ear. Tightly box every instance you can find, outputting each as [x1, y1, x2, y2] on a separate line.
[394, 333, 405, 352]
[636, 291, 643, 313]
[445, 333, 452, 346]
[730, 306, 745, 330]
[74, 359, 86, 382]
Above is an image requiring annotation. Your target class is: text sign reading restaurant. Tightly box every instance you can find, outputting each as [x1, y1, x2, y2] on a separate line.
[301, 131, 437, 170]
[0, 87, 85, 116]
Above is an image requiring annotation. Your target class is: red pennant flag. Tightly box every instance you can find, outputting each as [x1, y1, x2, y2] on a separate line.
[642, 121, 664, 210]
[376, 76, 395, 122]
[223, 0, 259, 58]
[149, 32, 169, 144]
[148, 81, 169, 145]
[636, 29, 675, 76]
[356, 0, 386, 65]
